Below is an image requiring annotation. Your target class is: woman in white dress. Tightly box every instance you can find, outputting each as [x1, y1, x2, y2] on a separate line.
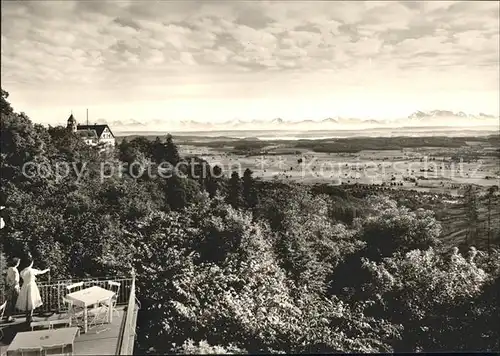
[16, 259, 50, 323]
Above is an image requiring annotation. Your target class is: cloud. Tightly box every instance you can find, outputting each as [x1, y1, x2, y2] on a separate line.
[2, 0, 498, 79]
[1, 0, 498, 122]
[200, 46, 234, 65]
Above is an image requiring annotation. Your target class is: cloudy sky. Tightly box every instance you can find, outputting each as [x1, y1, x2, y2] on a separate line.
[1, 0, 499, 125]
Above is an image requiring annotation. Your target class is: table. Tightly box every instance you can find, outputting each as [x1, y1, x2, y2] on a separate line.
[7, 327, 79, 356]
[66, 286, 115, 334]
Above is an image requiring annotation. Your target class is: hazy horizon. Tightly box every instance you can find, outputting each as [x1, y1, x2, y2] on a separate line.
[112, 124, 500, 138]
[2, 1, 499, 125]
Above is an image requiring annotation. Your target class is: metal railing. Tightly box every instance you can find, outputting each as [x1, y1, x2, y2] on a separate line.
[32, 276, 133, 314]
[117, 269, 139, 355]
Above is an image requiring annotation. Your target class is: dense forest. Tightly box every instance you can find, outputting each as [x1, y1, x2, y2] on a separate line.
[1, 88, 499, 353]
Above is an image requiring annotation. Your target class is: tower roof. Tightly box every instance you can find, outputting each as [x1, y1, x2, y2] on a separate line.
[67, 114, 76, 123]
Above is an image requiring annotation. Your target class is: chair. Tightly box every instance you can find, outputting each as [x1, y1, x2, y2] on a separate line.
[105, 281, 121, 313]
[0, 301, 6, 340]
[65, 282, 83, 294]
[41, 343, 72, 356]
[49, 319, 71, 329]
[18, 347, 43, 356]
[62, 297, 83, 328]
[87, 300, 110, 334]
[103, 281, 120, 317]
[30, 320, 52, 331]
[83, 280, 98, 288]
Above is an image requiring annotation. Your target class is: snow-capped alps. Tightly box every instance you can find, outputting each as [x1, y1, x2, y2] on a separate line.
[86, 110, 499, 133]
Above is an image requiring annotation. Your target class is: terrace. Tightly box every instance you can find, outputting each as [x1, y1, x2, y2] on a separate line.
[0, 271, 139, 355]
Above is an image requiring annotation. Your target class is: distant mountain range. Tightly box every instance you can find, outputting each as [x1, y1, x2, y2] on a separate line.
[94, 110, 499, 132]
[407, 110, 496, 120]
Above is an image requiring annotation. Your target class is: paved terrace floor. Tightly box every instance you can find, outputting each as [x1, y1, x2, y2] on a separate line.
[0, 306, 125, 355]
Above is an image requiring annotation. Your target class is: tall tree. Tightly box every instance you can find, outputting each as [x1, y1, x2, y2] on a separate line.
[1, 88, 14, 116]
[206, 165, 223, 198]
[1, 110, 48, 169]
[165, 134, 180, 166]
[227, 171, 243, 208]
[47, 125, 90, 160]
[129, 137, 153, 157]
[486, 185, 498, 253]
[242, 168, 259, 210]
[363, 247, 489, 352]
[463, 185, 479, 245]
[165, 174, 188, 211]
[151, 136, 166, 164]
[357, 197, 442, 260]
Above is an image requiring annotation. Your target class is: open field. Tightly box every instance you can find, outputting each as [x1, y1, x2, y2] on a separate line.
[186, 146, 498, 192]
[118, 133, 500, 195]
[179, 141, 499, 196]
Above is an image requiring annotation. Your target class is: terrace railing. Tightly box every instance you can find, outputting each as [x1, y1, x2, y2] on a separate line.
[117, 269, 139, 355]
[33, 276, 133, 314]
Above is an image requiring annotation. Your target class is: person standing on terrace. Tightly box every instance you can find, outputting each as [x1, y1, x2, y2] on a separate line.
[15, 256, 50, 323]
[4, 257, 21, 322]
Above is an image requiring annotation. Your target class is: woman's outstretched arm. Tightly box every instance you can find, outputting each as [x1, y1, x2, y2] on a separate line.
[33, 267, 50, 275]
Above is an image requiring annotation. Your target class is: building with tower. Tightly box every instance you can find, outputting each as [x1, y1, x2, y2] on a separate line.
[66, 113, 115, 147]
